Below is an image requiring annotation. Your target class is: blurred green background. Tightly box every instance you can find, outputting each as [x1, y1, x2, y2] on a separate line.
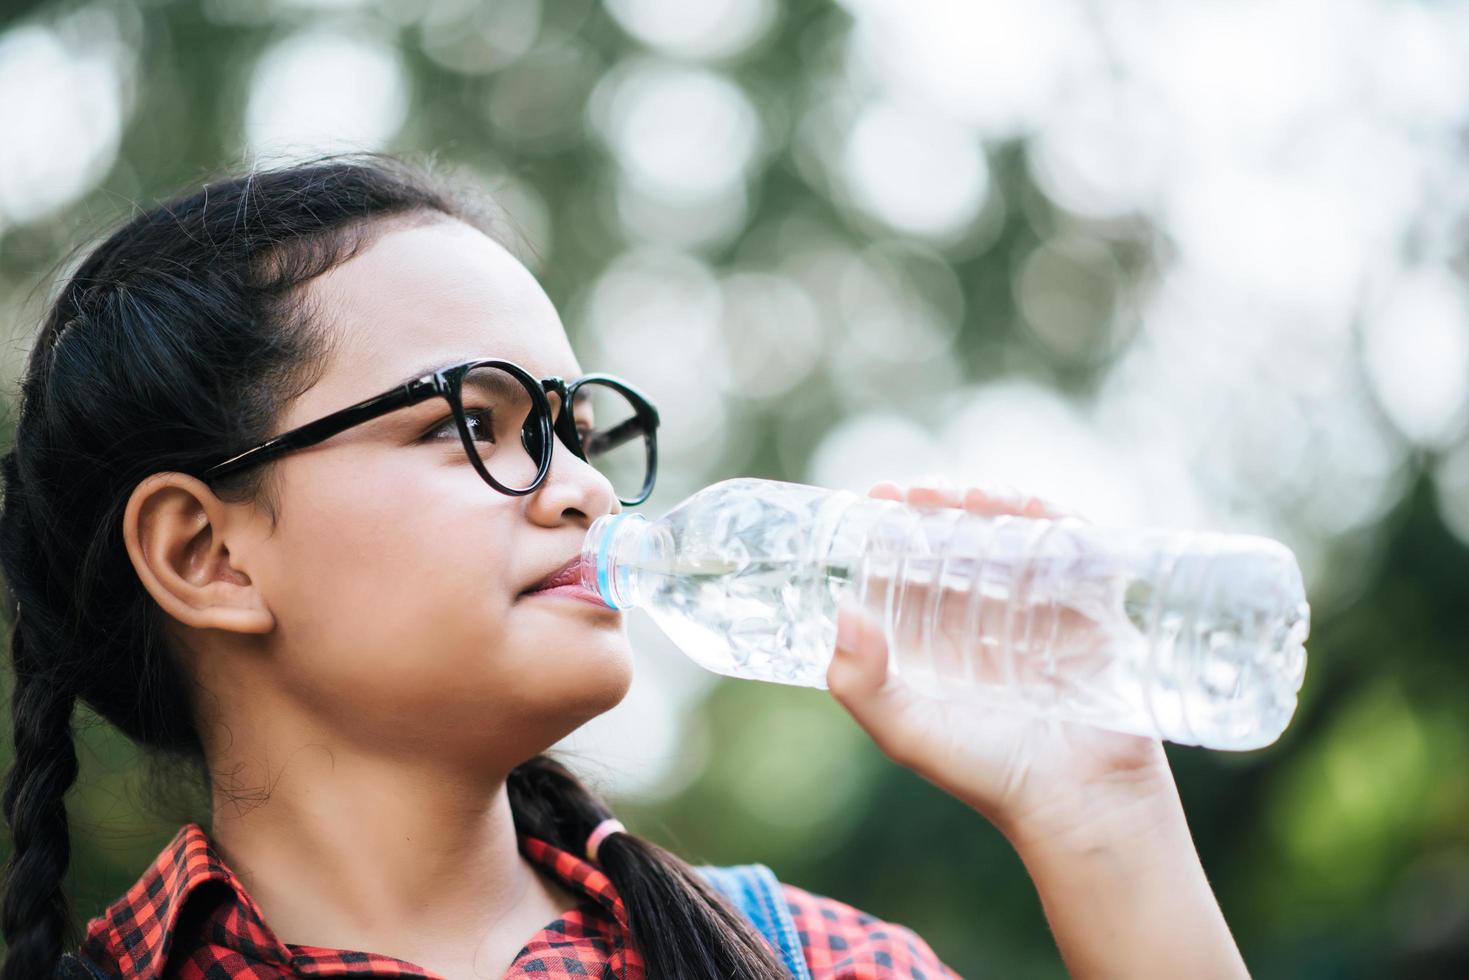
[2, 0, 1468, 977]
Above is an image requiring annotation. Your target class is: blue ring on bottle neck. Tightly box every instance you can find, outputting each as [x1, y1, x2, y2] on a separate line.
[596, 513, 628, 609]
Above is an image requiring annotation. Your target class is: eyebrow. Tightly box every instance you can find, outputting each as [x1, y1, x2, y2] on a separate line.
[395, 358, 585, 387]
[397, 358, 472, 386]
[366, 360, 595, 438]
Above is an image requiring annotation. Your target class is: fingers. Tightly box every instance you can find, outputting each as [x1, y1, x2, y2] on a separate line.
[827, 602, 888, 695]
[867, 478, 1086, 522]
[962, 484, 1064, 520]
[868, 480, 905, 502]
[826, 601, 916, 764]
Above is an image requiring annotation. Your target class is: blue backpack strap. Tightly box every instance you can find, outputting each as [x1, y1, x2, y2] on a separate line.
[696, 863, 813, 980]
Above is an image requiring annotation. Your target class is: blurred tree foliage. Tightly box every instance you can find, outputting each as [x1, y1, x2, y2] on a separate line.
[1, 1, 1467, 978]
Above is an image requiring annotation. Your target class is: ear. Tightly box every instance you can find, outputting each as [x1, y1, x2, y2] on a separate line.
[122, 472, 275, 635]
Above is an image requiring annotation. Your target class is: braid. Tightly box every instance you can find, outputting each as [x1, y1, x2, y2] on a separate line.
[508, 755, 789, 980]
[0, 624, 81, 980]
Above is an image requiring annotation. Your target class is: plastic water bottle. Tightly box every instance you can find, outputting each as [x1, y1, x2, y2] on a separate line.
[580, 477, 1310, 750]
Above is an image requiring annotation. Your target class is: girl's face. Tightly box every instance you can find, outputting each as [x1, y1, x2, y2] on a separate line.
[233, 217, 633, 770]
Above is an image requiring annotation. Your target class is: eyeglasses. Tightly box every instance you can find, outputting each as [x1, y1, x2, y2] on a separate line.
[201, 359, 661, 506]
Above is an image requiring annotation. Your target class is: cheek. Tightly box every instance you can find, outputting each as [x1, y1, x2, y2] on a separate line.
[251, 452, 635, 749]
[263, 455, 516, 692]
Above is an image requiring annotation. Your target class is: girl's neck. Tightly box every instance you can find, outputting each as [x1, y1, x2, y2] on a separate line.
[207, 738, 578, 974]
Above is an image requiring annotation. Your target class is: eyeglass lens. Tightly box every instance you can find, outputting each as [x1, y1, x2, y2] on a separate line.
[458, 365, 651, 501]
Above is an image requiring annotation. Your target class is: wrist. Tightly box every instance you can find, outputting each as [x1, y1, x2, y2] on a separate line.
[993, 757, 1186, 862]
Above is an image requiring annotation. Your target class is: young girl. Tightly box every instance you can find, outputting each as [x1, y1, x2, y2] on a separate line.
[0, 155, 1249, 979]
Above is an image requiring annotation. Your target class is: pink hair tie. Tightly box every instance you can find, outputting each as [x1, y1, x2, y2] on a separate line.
[585, 818, 626, 863]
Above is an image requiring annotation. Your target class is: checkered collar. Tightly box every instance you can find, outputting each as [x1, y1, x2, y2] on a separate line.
[79, 821, 626, 979]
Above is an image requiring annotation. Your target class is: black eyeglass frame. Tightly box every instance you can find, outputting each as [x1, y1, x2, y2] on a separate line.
[200, 359, 661, 506]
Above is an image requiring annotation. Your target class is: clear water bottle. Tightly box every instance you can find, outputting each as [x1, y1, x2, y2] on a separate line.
[580, 477, 1310, 750]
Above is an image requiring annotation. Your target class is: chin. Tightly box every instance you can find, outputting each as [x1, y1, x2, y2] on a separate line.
[586, 644, 635, 708]
[593, 636, 637, 689]
[537, 667, 632, 749]
[500, 610, 633, 694]
[538, 635, 634, 714]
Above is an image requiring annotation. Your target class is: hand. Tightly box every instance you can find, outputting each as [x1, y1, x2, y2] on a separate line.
[825, 478, 1177, 850]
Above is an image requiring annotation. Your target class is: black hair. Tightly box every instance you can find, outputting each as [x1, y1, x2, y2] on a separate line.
[0, 153, 788, 980]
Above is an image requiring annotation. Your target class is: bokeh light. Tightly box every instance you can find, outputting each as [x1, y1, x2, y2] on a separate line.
[842, 0, 1092, 139]
[419, 0, 540, 75]
[245, 28, 409, 157]
[605, 0, 776, 61]
[1362, 267, 1469, 449]
[590, 58, 762, 204]
[840, 99, 989, 240]
[0, 16, 129, 225]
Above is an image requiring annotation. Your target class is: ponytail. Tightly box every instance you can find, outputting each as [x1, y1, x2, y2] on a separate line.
[508, 755, 789, 980]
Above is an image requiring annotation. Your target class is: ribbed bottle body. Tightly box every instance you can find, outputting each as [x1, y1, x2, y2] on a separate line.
[854, 504, 1308, 748]
[584, 477, 1309, 750]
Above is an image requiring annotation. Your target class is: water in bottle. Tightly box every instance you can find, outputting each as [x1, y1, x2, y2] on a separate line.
[580, 477, 1310, 750]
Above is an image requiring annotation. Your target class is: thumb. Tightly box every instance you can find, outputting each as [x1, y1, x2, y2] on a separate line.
[827, 600, 910, 721]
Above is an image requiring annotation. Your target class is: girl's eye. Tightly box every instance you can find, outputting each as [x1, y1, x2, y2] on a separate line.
[424, 409, 495, 443]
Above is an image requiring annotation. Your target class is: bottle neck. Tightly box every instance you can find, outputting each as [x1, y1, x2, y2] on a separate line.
[582, 512, 651, 610]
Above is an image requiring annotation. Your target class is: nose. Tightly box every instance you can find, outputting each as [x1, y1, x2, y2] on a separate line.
[522, 423, 619, 526]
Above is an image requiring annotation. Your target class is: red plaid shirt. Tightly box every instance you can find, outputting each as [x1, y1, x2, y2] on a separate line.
[77, 822, 960, 979]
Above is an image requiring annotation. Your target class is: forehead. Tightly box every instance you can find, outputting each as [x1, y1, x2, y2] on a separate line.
[288, 217, 582, 421]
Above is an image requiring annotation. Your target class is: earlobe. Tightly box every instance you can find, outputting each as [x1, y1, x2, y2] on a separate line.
[122, 473, 276, 635]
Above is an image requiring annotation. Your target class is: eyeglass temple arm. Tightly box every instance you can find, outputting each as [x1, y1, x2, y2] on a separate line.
[582, 417, 650, 457]
[203, 376, 440, 481]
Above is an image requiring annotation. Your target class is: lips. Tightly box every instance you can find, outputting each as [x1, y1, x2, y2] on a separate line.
[522, 555, 592, 596]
